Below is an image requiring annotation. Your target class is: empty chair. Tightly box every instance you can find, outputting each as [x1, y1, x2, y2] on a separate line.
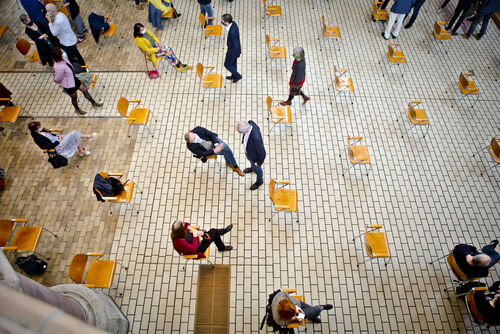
[321, 16, 341, 38]
[339, 136, 372, 176]
[332, 66, 354, 104]
[196, 63, 224, 101]
[372, 0, 389, 22]
[0, 25, 13, 41]
[69, 252, 126, 288]
[472, 137, 500, 176]
[458, 72, 479, 107]
[199, 13, 221, 37]
[268, 179, 298, 222]
[266, 96, 292, 135]
[262, 0, 281, 16]
[116, 97, 153, 137]
[265, 34, 286, 64]
[93, 172, 140, 214]
[0, 96, 26, 124]
[16, 39, 40, 63]
[1, 218, 57, 259]
[397, 101, 430, 138]
[353, 224, 391, 267]
[432, 20, 452, 54]
[383, 43, 406, 76]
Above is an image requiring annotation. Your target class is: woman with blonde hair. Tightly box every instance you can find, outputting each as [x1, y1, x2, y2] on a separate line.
[271, 290, 333, 326]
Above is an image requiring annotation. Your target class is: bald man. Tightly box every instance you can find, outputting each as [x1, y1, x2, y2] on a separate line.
[236, 121, 266, 190]
[453, 241, 499, 278]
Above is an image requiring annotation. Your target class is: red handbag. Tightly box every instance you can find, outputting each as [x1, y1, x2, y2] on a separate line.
[144, 54, 159, 79]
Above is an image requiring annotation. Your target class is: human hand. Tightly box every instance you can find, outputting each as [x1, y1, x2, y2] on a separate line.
[254, 162, 258, 166]
[63, 2, 69, 6]
[214, 145, 223, 153]
[58, 134, 64, 141]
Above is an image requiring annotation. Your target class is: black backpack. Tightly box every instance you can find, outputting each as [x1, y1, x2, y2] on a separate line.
[260, 289, 295, 333]
[15, 254, 47, 276]
[93, 173, 125, 202]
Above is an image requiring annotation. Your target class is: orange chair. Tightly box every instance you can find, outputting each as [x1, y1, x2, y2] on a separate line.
[196, 63, 224, 101]
[397, 101, 430, 138]
[262, 0, 281, 16]
[1, 218, 57, 259]
[458, 72, 479, 107]
[192, 154, 221, 173]
[0, 97, 28, 124]
[268, 179, 298, 222]
[101, 17, 117, 38]
[382, 43, 406, 76]
[69, 252, 127, 289]
[353, 224, 391, 267]
[266, 96, 292, 135]
[199, 13, 221, 37]
[265, 34, 286, 65]
[16, 39, 40, 63]
[332, 66, 354, 104]
[466, 287, 500, 327]
[372, 0, 389, 22]
[173, 226, 213, 267]
[116, 97, 153, 137]
[433, 20, 452, 54]
[94, 172, 141, 214]
[0, 25, 13, 41]
[281, 289, 306, 329]
[472, 137, 500, 176]
[339, 136, 372, 176]
[321, 16, 340, 39]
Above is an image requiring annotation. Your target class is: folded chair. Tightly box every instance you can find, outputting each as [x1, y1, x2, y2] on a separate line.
[353, 224, 391, 267]
[266, 96, 292, 135]
[339, 136, 372, 176]
[396, 101, 430, 138]
[16, 39, 40, 63]
[262, 0, 281, 16]
[331, 66, 354, 104]
[269, 179, 298, 222]
[69, 252, 127, 291]
[116, 97, 154, 137]
[472, 137, 500, 176]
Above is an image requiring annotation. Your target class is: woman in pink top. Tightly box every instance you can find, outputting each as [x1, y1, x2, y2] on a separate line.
[171, 220, 233, 258]
[52, 47, 102, 115]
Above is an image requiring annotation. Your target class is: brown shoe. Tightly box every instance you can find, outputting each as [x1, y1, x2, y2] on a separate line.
[136, 4, 144, 10]
[302, 95, 310, 105]
[234, 168, 244, 177]
[280, 100, 292, 106]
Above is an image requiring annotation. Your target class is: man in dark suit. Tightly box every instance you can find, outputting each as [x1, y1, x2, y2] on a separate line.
[453, 240, 499, 278]
[221, 13, 242, 83]
[236, 121, 266, 190]
[185, 126, 244, 176]
[464, 0, 500, 40]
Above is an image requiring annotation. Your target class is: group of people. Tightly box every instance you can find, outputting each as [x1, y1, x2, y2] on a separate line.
[380, 0, 500, 40]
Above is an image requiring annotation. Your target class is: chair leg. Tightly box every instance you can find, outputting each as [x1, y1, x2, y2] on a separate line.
[42, 227, 58, 238]
[269, 210, 280, 222]
[472, 145, 488, 158]
[33, 251, 50, 261]
[115, 260, 128, 271]
[135, 183, 144, 194]
[294, 211, 299, 222]
[206, 258, 214, 268]
[423, 124, 430, 138]
[480, 161, 500, 176]
[429, 253, 448, 264]
[128, 202, 140, 214]
[126, 123, 132, 138]
[357, 256, 371, 267]
[342, 162, 358, 177]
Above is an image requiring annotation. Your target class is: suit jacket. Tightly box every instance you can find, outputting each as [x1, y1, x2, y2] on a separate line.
[186, 126, 219, 157]
[453, 244, 489, 278]
[243, 121, 266, 165]
[32, 129, 59, 150]
[479, 0, 500, 14]
[226, 22, 241, 57]
[391, 0, 416, 14]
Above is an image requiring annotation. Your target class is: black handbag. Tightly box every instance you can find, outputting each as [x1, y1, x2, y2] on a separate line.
[48, 152, 68, 168]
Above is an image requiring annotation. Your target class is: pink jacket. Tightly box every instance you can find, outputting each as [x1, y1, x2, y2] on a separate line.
[53, 60, 76, 89]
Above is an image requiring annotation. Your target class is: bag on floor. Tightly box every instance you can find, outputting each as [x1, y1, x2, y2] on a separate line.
[15, 254, 47, 276]
[48, 152, 68, 169]
[144, 55, 159, 79]
[260, 289, 295, 333]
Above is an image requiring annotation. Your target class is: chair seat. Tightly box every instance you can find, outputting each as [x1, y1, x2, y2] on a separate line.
[203, 74, 222, 88]
[114, 181, 135, 203]
[0, 26, 7, 37]
[266, 5, 281, 15]
[86, 260, 116, 288]
[11, 226, 42, 252]
[269, 46, 286, 58]
[388, 51, 406, 63]
[335, 78, 354, 91]
[273, 189, 298, 212]
[0, 220, 14, 247]
[0, 106, 22, 123]
[184, 247, 209, 260]
[459, 81, 479, 95]
[365, 232, 390, 258]
[324, 26, 340, 38]
[102, 24, 116, 36]
[128, 108, 150, 125]
[408, 108, 429, 125]
[29, 51, 40, 63]
[205, 25, 222, 36]
[284, 295, 306, 328]
[434, 30, 451, 41]
[349, 145, 370, 164]
[271, 106, 291, 123]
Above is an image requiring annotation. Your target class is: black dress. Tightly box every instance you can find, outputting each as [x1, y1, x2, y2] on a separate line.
[25, 21, 58, 66]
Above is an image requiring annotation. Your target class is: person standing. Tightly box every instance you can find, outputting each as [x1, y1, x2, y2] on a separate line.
[221, 14, 242, 83]
[280, 47, 309, 106]
[20, 14, 55, 66]
[46, 3, 86, 66]
[236, 121, 266, 190]
[382, 0, 416, 39]
[198, 0, 214, 26]
[464, 0, 500, 40]
[445, 0, 476, 35]
[20, 0, 46, 25]
[62, 0, 87, 42]
[404, 0, 428, 28]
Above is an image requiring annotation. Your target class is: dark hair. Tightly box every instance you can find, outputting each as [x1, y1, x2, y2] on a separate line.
[28, 121, 41, 134]
[133, 23, 144, 38]
[221, 14, 233, 24]
[171, 220, 187, 240]
[20, 14, 28, 23]
[51, 47, 63, 63]
[277, 299, 296, 321]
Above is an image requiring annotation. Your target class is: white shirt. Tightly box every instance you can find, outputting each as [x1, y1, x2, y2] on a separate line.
[225, 22, 232, 46]
[49, 12, 77, 46]
[243, 126, 252, 153]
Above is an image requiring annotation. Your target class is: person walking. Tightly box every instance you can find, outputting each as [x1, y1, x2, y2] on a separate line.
[445, 0, 477, 35]
[198, 0, 214, 26]
[280, 47, 309, 106]
[221, 14, 242, 83]
[236, 121, 266, 190]
[463, 0, 500, 40]
[382, 0, 416, 39]
[46, 3, 86, 66]
[404, 0, 428, 28]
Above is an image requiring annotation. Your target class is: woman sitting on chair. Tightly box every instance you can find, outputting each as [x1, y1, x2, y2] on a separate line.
[29, 121, 97, 157]
[134, 23, 192, 72]
[150, 0, 178, 17]
[271, 290, 333, 326]
[170, 220, 233, 257]
[473, 280, 500, 325]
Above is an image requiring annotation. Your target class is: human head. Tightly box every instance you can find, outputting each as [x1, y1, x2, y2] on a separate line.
[45, 3, 58, 18]
[28, 121, 41, 134]
[236, 121, 250, 133]
[221, 14, 233, 26]
[51, 47, 64, 63]
[19, 14, 31, 25]
[184, 131, 195, 143]
[133, 23, 145, 38]
[276, 299, 296, 321]
[171, 220, 187, 240]
[472, 254, 491, 267]
[293, 46, 305, 60]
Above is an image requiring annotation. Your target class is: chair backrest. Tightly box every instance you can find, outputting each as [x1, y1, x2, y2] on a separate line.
[196, 63, 204, 80]
[16, 39, 31, 56]
[466, 288, 487, 324]
[388, 44, 395, 58]
[265, 34, 270, 49]
[198, 13, 205, 28]
[333, 66, 340, 84]
[447, 251, 468, 281]
[408, 103, 416, 119]
[459, 73, 470, 90]
[266, 96, 272, 112]
[433, 21, 442, 37]
[0, 220, 14, 247]
[69, 254, 88, 284]
[322, 16, 326, 31]
[490, 137, 500, 159]
[116, 97, 129, 118]
[269, 179, 276, 203]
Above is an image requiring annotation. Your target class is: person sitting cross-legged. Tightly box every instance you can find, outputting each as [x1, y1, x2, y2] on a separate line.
[272, 290, 333, 326]
[171, 220, 233, 256]
[185, 126, 244, 177]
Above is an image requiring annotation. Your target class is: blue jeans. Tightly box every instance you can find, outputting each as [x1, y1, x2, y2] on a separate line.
[199, 3, 214, 26]
[216, 138, 238, 167]
[298, 300, 323, 320]
[482, 243, 500, 269]
[250, 163, 263, 184]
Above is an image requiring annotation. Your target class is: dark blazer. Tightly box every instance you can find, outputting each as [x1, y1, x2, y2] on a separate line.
[25, 27, 53, 66]
[243, 121, 266, 165]
[479, 0, 500, 14]
[290, 59, 306, 85]
[226, 22, 241, 57]
[391, 0, 417, 13]
[32, 129, 59, 151]
[186, 126, 219, 157]
[453, 244, 489, 278]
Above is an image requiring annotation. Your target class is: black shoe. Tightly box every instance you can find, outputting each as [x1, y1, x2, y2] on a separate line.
[391, 33, 397, 39]
[381, 32, 389, 40]
[322, 304, 333, 310]
[225, 224, 233, 233]
[450, 32, 458, 36]
[220, 246, 233, 251]
[250, 182, 263, 190]
[243, 168, 253, 174]
[232, 76, 242, 83]
[489, 240, 499, 248]
[226, 75, 233, 80]
[310, 317, 321, 323]
[461, 34, 470, 39]
[404, 23, 412, 29]
[474, 34, 482, 40]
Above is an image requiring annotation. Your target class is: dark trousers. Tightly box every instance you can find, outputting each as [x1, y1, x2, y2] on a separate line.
[224, 53, 241, 79]
[440, 0, 451, 8]
[63, 44, 86, 66]
[197, 228, 227, 252]
[466, 13, 492, 38]
[446, 1, 469, 32]
[405, 0, 427, 26]
[380, 0, 390, 10]
[288, 90, 306, 101]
